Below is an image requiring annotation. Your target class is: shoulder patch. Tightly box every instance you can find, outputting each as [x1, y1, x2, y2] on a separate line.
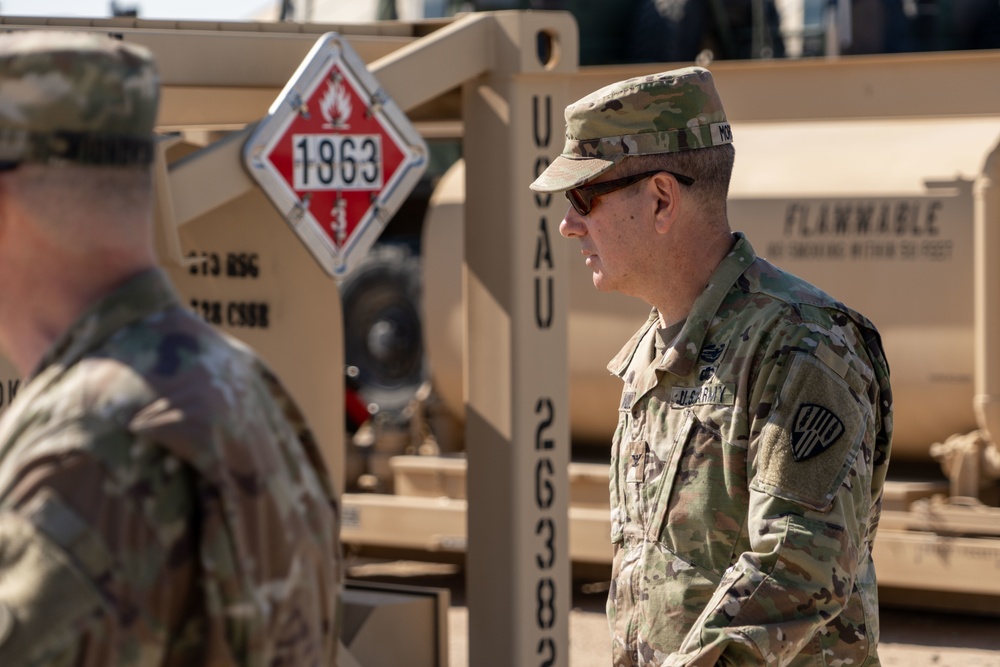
[791, 404, 845, 461]
[753, 352, 867, 511]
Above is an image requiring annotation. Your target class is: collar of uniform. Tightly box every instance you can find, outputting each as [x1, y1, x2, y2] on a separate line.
[29, 269, 180, 380]
[607, 308, 660, 378]
[608, 233, 756, 378]
[660, 233, 756, 376]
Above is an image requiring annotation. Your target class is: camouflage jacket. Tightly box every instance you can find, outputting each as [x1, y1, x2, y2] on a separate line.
[606, 234, 892, 667]
[0, 270, 341, 666]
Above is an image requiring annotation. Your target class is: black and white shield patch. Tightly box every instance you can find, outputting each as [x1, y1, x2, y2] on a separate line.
[791, 404, 845, 461]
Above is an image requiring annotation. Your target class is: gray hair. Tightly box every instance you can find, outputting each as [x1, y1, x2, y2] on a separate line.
[621, 143, 735, 217]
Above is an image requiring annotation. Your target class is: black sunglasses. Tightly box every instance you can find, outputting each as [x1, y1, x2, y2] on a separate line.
[565, 169, 695, 216]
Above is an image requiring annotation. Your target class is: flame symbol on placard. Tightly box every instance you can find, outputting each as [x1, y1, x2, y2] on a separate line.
[320, 77, 352, 130]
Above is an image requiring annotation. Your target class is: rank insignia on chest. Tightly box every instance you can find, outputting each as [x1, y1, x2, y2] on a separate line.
[791, 403, 845, 461]
[700, 342, 726, 363]
[626, 439, 647, 484]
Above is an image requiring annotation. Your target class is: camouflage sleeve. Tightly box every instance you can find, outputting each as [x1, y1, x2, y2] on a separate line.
[257, 362, 339, 503]
[0, 416, 197, 667]
[665, 317, 882, 666]
[255, 360, 344, 647]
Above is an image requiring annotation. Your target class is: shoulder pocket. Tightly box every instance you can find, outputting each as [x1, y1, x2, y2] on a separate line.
[752, 352, 868, 511]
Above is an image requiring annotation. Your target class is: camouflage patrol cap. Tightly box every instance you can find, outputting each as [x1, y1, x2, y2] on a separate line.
[530, 66, 732, 193]
[0, 31, 158, 168]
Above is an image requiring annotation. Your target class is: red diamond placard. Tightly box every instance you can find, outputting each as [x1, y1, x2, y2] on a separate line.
[244, 33, 427, 279]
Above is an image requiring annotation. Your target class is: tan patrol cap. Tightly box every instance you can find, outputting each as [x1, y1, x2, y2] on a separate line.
[530, 66, 732, 193]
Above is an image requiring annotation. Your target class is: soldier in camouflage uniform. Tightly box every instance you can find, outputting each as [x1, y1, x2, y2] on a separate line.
[0, 32, 341, 665]
[531, 67, 892, 666]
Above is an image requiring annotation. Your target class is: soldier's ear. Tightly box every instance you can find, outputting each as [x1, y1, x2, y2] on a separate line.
[651, 172, 680, 235]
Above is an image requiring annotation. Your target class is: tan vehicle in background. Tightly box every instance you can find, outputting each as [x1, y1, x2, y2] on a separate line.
[0, 11, 998, 665]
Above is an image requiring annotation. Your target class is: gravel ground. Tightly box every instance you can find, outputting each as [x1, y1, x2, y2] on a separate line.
[347, 559, 1000, 667]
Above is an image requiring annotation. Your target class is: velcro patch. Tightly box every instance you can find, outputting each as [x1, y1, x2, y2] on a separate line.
[791, 404, 845, 461]
[753, 351, 867, 511]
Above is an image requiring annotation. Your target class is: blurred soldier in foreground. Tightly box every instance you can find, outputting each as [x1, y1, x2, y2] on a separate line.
[532, 68, 892, 666]
[0, 32, 340, 665]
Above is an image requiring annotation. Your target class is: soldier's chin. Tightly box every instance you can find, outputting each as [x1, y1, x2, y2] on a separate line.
[591, 274, 613, 292]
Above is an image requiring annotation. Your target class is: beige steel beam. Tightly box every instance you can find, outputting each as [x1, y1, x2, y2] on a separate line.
[0, 15, 445, 129]
[457, 12, 577, 667]
[389, 456, 619, 510]
[342, 494, 468, 554]
[366, 12, 495, 114]
[343, 494, 1000, 600]
[342, 494, 1000, 611]
[165, 128, 256, 232]
[0, 15, 441, 72]
[342, 493, 612, 565]
[7, 15, 1000, 127]
[355, 454, 1000, 615]
[157, 87, 276, 132]
[569, 50, 1000, 122]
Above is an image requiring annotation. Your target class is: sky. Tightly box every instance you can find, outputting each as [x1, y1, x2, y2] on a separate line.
[0, 0, 271, 21]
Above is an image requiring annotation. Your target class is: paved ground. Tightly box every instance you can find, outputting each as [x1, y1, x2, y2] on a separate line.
[346, 559, 1000, 667]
